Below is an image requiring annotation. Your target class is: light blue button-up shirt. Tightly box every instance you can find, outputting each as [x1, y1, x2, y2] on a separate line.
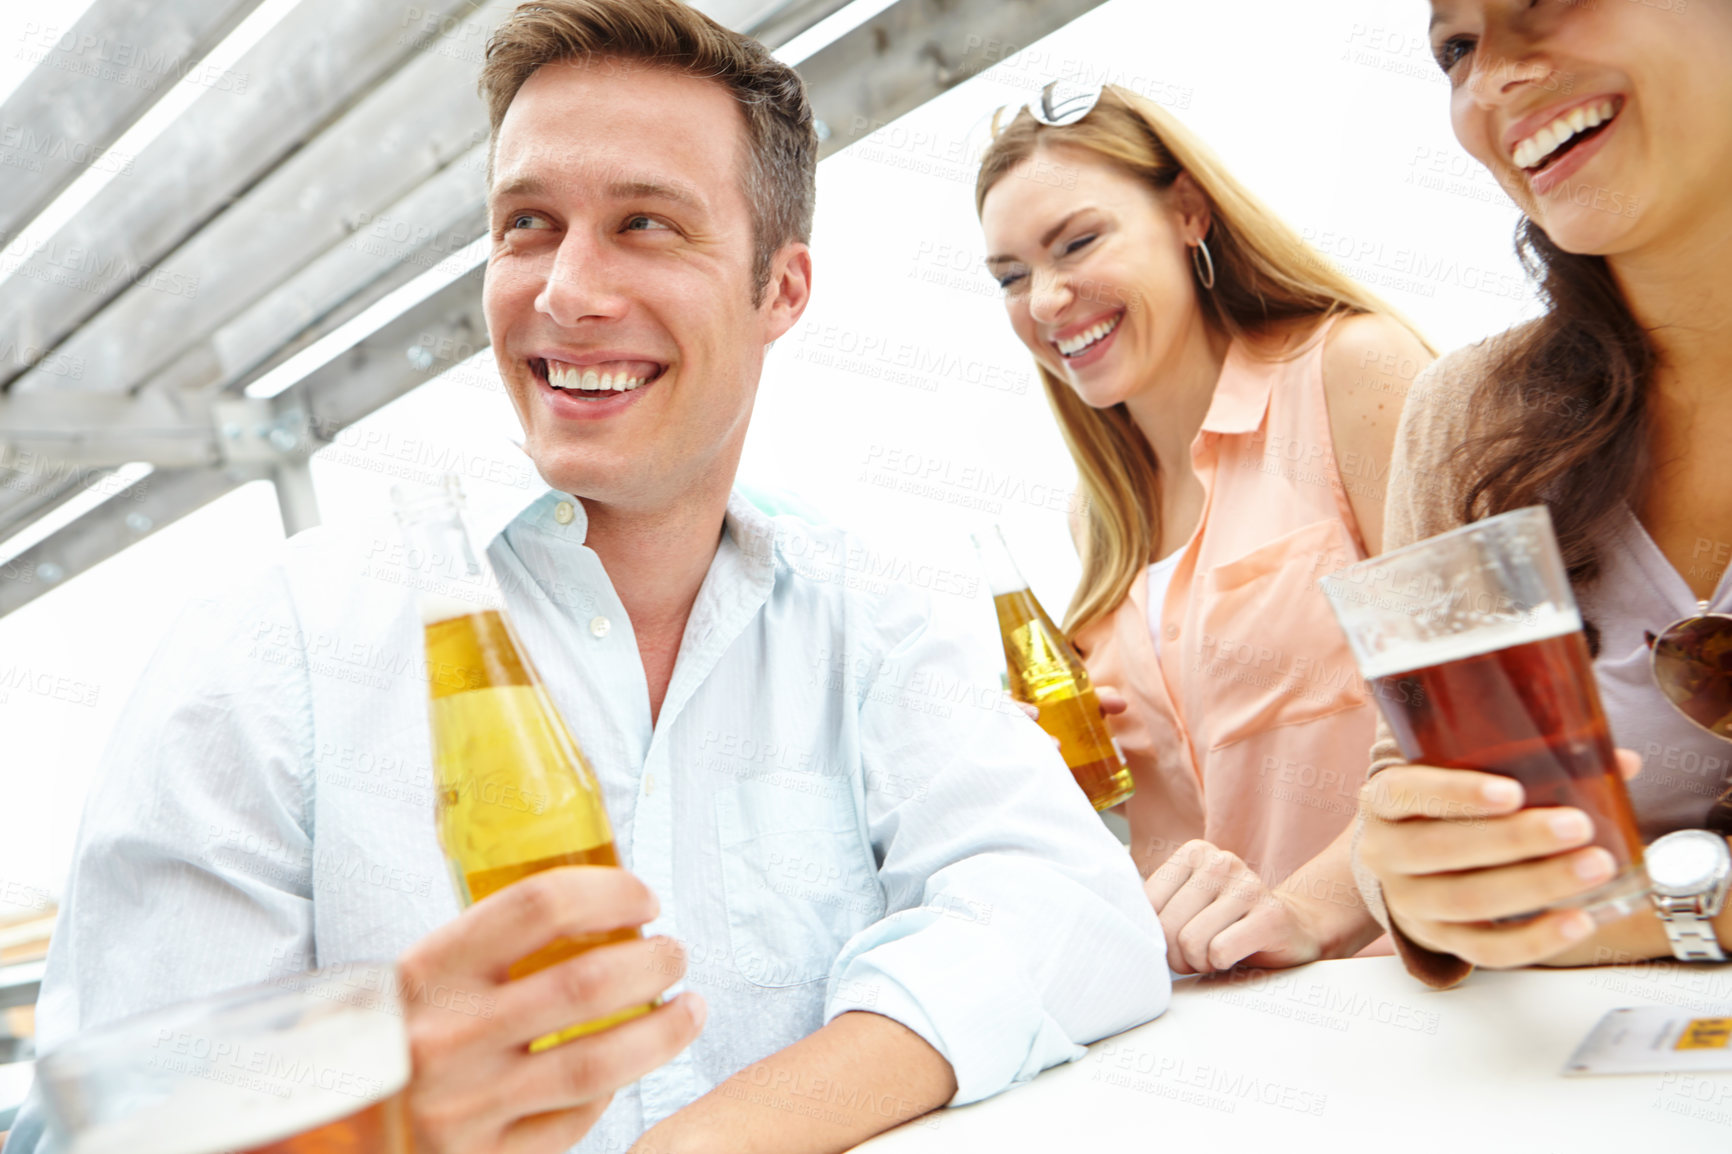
[9, 489, 1168, 1153]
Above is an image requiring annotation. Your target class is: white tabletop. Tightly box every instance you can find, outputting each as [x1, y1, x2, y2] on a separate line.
[855, 956, 1732, 1152]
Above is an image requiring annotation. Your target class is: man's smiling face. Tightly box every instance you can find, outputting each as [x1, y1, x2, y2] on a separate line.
[483, 57, 795, 510]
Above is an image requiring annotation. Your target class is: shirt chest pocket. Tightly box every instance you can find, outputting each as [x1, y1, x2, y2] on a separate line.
[1192, 518, 1369, 752]
[714, 779, 884, 988]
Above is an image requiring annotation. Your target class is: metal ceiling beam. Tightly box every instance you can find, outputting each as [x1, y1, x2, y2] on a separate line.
[0, 0, 853, 407]
[205, 154, 488, 396]
[0, 468, 107, 546]
[0, 260, 485, 610]
[0, 465, 268, 617]
[1, 3, 509, 404]
[0, 392, 315, 545]
[96, 149, 486, 410]
[0, 238, 487, 472]
[0, 389, 215, 467]
[0, 0, 482, 391]
[0, 0, 832, 472]
[803, 0, 1108, 159]
[739, 0, 857, 48]
[0, 0, 266, 246]
[280, 258, 488, 438]
[0, 0, 1107, 618]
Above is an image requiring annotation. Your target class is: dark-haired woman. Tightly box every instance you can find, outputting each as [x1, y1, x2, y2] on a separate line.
[1357, 0, 1732, 985]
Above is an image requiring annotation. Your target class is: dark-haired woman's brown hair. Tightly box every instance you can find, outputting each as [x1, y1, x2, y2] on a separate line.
[1454, 216, 1656, 652]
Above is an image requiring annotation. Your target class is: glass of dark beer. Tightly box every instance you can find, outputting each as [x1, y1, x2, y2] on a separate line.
[34, 962, 410, 1154]
[1320, 506, 1648, 918]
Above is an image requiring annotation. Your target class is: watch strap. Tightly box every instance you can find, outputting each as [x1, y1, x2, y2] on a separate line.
[1655, 894, 1729, 962]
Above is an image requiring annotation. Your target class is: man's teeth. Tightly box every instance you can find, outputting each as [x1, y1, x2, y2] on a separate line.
[1513, 99, 1617, 171]
[1057, 314, 1120, 357]
[546, 363, 650, 392]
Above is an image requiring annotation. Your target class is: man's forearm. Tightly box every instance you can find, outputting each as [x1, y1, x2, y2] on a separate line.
[629, 1011, 957, 1154]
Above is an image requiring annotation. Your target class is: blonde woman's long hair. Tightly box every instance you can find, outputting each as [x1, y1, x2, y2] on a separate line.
[976, 86, 1430, 638]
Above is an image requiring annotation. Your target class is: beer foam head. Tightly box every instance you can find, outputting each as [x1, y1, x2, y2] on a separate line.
[1320, 505, 1583, 679]
[55, 1001, 409, 1154]
[1357, 604, 1581, 681]
[420, 590, 491, 626]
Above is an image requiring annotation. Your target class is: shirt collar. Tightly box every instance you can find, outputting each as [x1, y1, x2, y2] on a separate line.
[481, 483, 781, 578]
[722, 489, 779, 576]
[470, 483, 554, 549]
[1198, 321, 1343, 437]
[1197, 335, 1268, 436]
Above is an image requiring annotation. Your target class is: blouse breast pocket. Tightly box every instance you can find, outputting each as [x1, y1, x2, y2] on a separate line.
[1191, 518, 1369, 752]
[714, 778, 883, 988]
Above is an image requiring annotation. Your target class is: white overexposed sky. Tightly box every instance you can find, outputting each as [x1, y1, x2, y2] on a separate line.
[0, 0, 1534, 906]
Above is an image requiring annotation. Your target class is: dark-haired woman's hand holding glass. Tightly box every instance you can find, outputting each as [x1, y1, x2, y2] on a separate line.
[1360, 752, 1652, 969]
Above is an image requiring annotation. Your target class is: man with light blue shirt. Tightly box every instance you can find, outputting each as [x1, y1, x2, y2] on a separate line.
[6, 2, 1167, 1152]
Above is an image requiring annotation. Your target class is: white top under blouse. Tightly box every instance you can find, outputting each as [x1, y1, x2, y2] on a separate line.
[1144, 551, 1184, 658]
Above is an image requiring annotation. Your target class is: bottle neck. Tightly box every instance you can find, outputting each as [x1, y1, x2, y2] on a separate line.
[393, 481, 504, 622]
[971, 525, 1030, 597]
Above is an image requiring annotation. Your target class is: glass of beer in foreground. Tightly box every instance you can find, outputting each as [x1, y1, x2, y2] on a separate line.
[34, 962, 410, 1154]
[1320, 506, 1648, 918]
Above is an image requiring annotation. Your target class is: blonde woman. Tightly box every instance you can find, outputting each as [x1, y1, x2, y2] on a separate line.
[976, 84, 1433, 974]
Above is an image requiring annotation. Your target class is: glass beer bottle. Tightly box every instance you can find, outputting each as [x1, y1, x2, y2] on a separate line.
[395, 478, 654, 1050]
[972, 526, 1134, 811]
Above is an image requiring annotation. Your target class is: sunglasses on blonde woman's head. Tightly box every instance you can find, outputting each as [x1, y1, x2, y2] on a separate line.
[1648, 603, 1732, 741]
[990, 79, 1106, 136]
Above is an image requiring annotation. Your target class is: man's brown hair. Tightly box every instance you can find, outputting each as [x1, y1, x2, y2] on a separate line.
[479, 0, 817, 301]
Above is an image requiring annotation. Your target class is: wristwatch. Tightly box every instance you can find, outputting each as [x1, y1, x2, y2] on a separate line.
[1647, 830, 1731, 962]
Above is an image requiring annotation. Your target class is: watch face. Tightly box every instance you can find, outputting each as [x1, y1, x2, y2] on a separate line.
[1649, 834, 1727, 894]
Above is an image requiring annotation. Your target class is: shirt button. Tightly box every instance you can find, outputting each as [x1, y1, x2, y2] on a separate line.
[1163, 624, 1178, 641]
[644, 773, 656, 796]
[554, 501, 575, 525]
[590, 615, 610, 638]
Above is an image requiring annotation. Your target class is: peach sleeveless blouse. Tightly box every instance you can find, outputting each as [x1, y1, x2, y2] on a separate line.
[1074, 318, 1382, 895]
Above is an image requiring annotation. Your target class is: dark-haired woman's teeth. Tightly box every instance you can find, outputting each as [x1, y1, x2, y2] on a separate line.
[1057, 314, 1120, 358]
[547, 364, 649, 392]
[1514, 99, 1617, 171]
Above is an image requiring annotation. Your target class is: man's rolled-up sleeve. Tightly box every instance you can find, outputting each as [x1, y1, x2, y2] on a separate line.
[6, 570, 318, 1154]
[822, 592, 1169, 1105]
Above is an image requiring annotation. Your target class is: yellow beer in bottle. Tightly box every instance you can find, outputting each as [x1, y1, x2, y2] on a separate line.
[395, 478, 654, 1050]
[972, 526, 1134, 811]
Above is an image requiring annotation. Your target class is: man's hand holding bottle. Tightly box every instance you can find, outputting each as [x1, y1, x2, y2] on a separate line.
[399, 867, 705, 1153]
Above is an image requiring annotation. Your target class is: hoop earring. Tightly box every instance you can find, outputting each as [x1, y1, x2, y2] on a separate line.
[1191, 238, 1216, 291]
